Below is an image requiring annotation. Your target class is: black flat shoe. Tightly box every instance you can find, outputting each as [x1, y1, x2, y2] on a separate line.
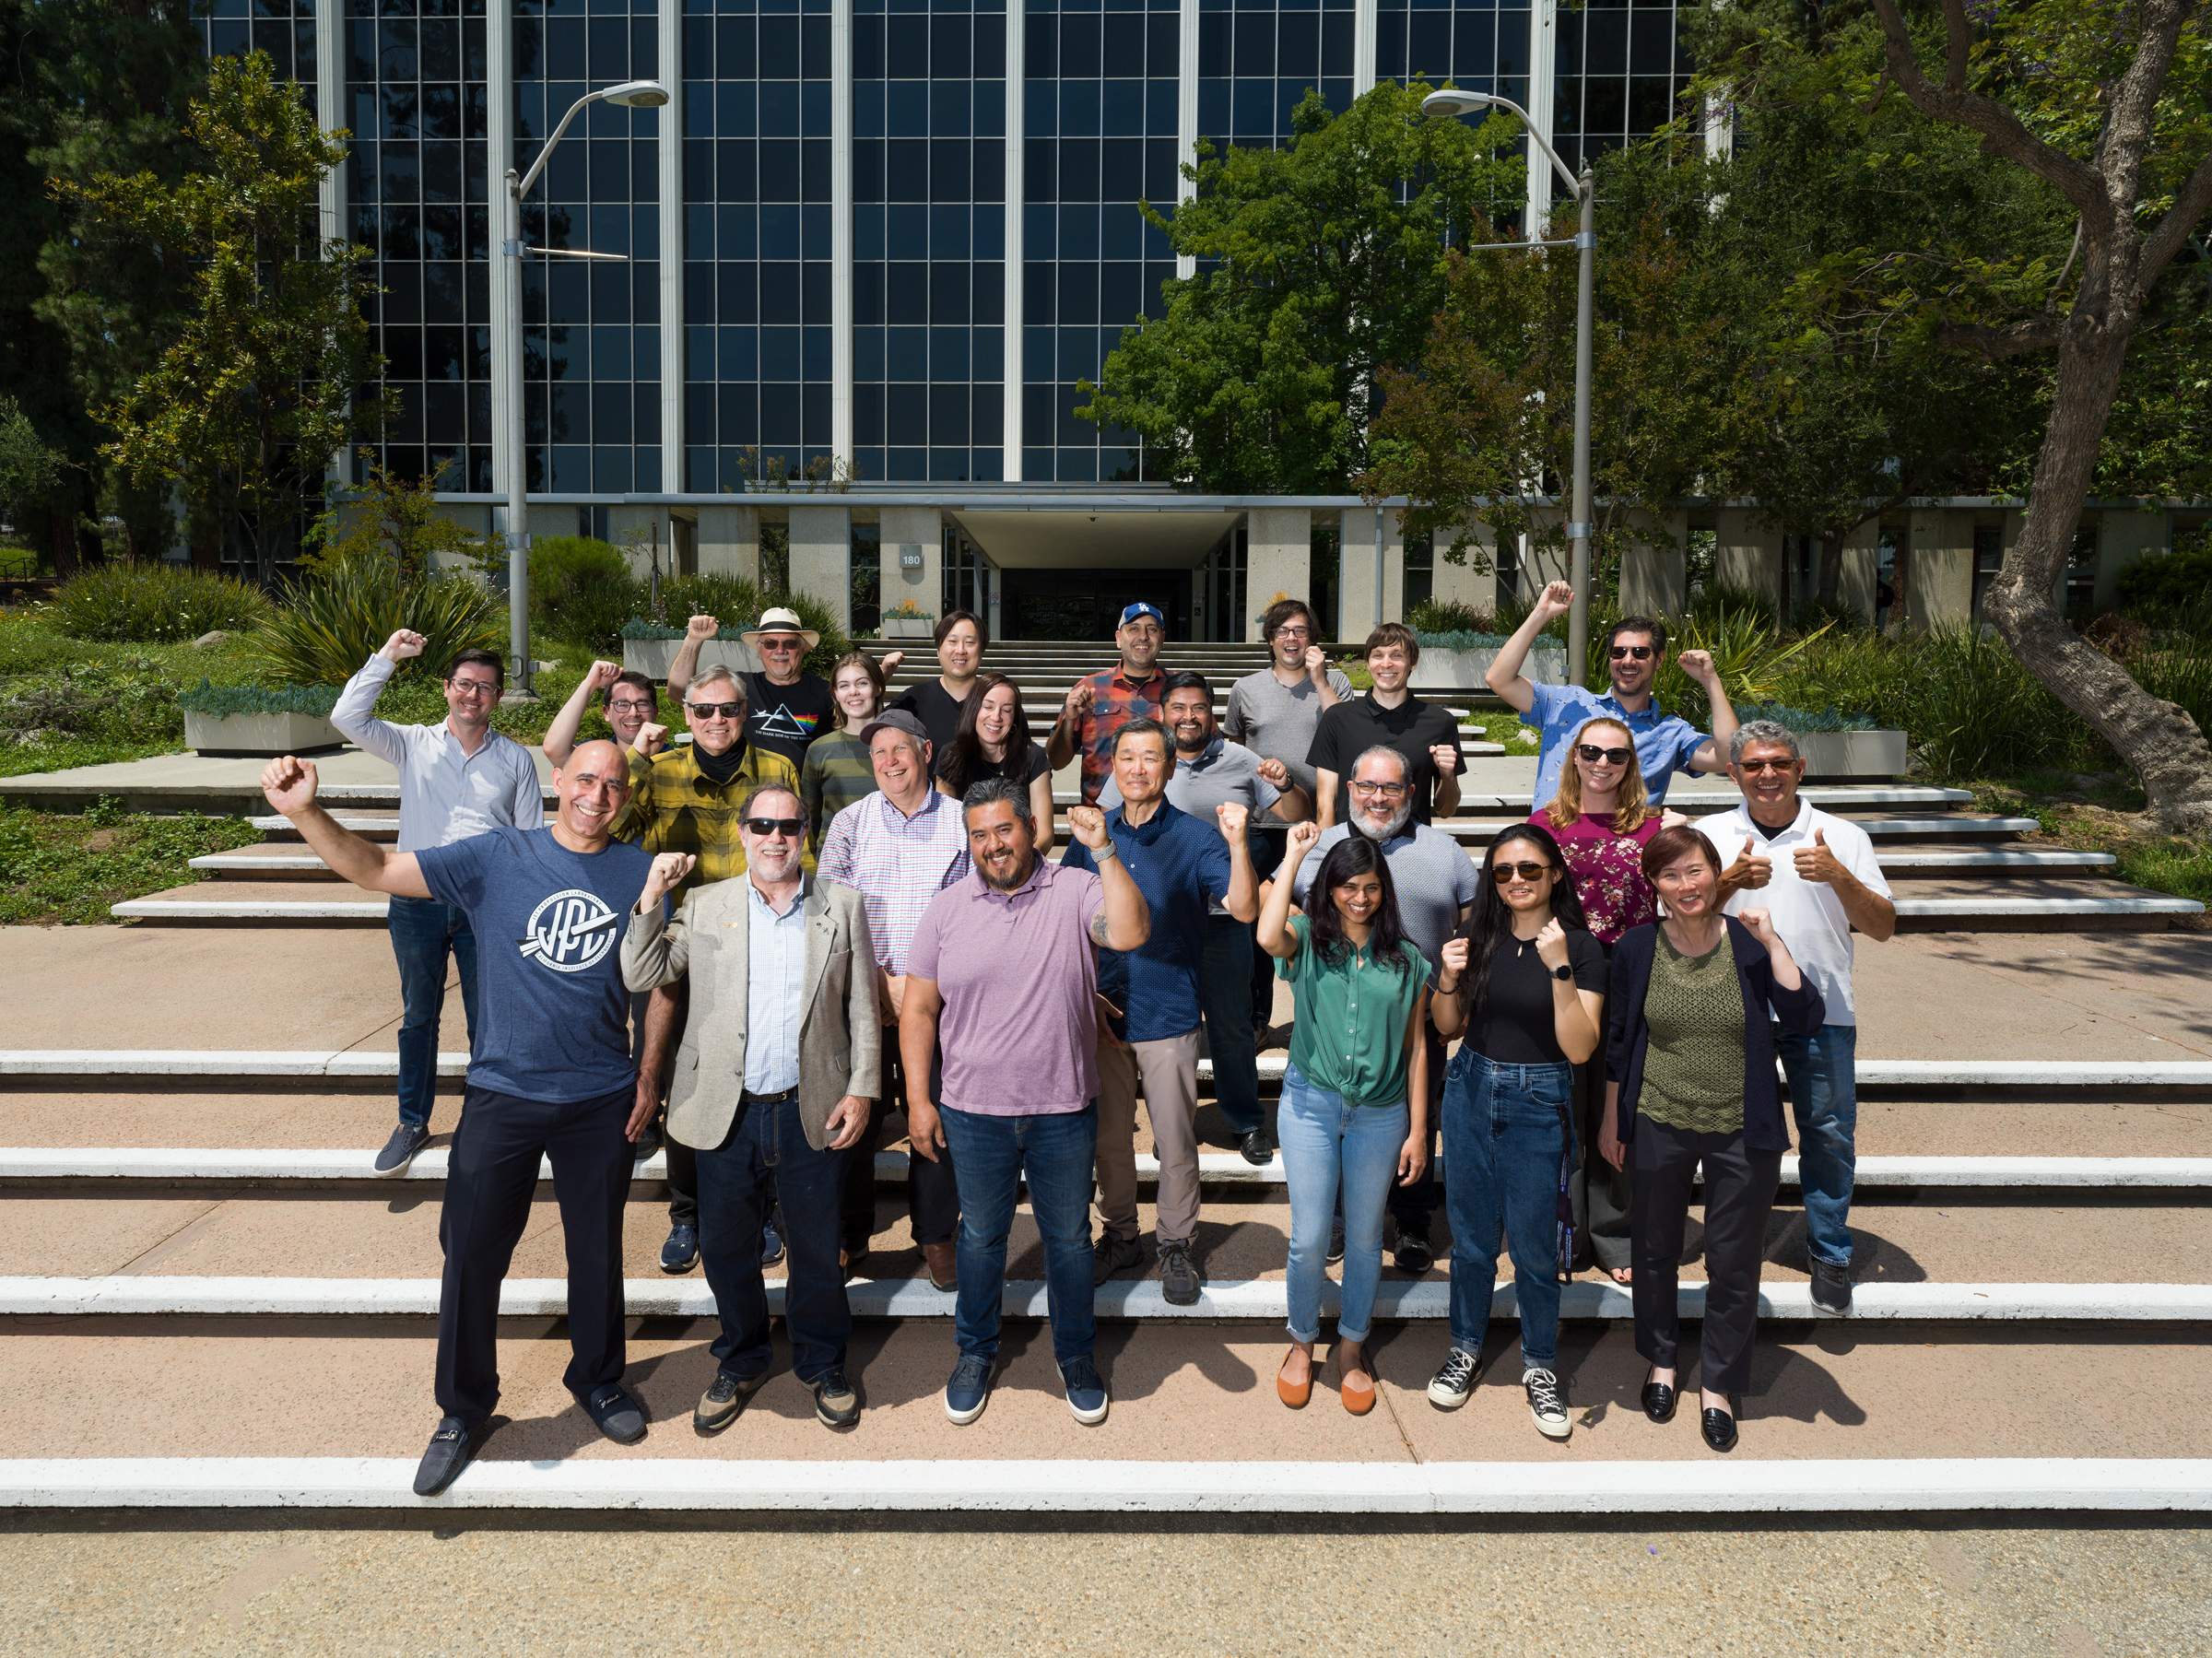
[412, 1416, 482, 1497]
[1641, 1369, 1677, 1424]
[1700, 1395, 1740, 1452]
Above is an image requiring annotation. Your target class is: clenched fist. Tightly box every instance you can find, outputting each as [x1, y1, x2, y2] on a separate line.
[1677, 649, 1717, 684]
[381, 629, 427, 662]
[1216, 801, 1249, 843]
[1068, 805, 1111, 851]
[1254, 758, 1291, 789]
[584, 660, 620, 692]
[1534, 581, 1574, 622]
[1284, 819, 1324, 862]
[261, 755, 319, 817]
[685, 614, 719, 641]
[640, 852, 697, 908]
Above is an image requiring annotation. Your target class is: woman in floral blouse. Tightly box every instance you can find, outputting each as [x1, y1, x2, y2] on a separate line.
[1527, 715, 1680, 1282]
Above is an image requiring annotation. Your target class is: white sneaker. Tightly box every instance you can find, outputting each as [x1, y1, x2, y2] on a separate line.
[1524, 1367, 1571, 1440]
[1427, 1346, 1479, 1410]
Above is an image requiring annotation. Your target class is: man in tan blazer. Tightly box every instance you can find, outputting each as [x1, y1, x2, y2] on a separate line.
[622, 782, 879, 1433]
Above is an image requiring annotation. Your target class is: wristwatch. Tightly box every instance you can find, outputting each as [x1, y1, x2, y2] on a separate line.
[1551, 963, 1574, 982]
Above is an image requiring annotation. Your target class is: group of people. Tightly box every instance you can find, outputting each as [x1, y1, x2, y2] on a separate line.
[301, 580, 1892, 1496]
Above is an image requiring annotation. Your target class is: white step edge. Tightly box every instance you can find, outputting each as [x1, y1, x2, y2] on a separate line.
[1894, 896, 2204, 915]
[1434, 817, 2040, 841]
[1, 1456, 2204, 1514]
[189, 853, 335, 871]
[11, 1147, 2210, 1191]
[110, 900, 391, 920]
[4, 1276, 2205, 1322]
[1877, 851, 2117, 869]
[244, 815, 401, 834]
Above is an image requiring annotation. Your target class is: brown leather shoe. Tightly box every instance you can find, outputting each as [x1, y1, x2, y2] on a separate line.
[922, 1241, 957, 1292]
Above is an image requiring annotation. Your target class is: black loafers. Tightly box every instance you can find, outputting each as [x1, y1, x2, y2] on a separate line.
[1641, 1370, 1677, 1423]
[582, 1382, 647, 1444]
[412, 1416, 482, 1497]
[1700, 1395, 1740, 1452]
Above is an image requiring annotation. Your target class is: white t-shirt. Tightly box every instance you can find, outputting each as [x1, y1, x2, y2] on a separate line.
[1703, 801, 1891, 1027]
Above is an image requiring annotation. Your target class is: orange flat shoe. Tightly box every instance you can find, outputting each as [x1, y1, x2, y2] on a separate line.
[1340, 1365, 1376, 1416]
[1277, 1347, 1312, 1409]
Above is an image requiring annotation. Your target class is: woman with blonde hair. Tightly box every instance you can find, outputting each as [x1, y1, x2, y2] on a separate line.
[800, 649, 890, 850]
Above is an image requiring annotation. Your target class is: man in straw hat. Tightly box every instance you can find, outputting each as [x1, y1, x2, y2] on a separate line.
[736, 606, 837, 775]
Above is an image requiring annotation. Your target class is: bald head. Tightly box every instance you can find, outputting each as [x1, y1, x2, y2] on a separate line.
[553, 738, 631, 847]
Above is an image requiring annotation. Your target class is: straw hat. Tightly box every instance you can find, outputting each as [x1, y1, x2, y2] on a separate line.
[739, 606, 821, 650]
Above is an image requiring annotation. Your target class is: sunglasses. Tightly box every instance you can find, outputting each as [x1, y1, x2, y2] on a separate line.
[759, 637, 804, 652]
[1737, 757, 1796, 774]
[1576, 744, 1633, 765]
[743, 817, 805, 837]
[687, 700, 746, 719]
[1491, 860, 1555, 882]
[1608, 645, 1654, 661]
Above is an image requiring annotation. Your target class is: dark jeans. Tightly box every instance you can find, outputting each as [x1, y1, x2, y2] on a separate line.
[842, 1025, 959, 1250]
[1387, 1026, 1449, 1235]
[388, 895, 478, 1129]
[1630, 1117, 1783, 1397]
[1201, 913, 1264, 1137]
[940, 1103, 1098, 1367]
[1442, 1050, 1575, 1369]
[694, 1088, 850, 1385]
[1249, 828, 1286, 1025]
[435, 1080, 633, 1429]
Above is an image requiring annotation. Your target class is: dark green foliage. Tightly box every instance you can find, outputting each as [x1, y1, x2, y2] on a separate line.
[2116, 543, 2212, 617]
[50, 562, 271, 642]
[174, 679, 338, 716]
[528, 536, 640, 654]
[0, 800, 258, 924]
[0, 657, 186, 751]
[256, 555, 503, 686]
[1405, 598, 1501, 638]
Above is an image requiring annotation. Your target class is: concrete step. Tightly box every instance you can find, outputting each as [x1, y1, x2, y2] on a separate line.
[111, 888, 390, 924]
[1891, 877, 2204, 929]
[246, 813, 404, 841]
[1873, 850, 2117, 875]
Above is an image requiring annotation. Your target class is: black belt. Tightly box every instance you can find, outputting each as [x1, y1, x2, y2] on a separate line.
[740, 1087, 798, 1105]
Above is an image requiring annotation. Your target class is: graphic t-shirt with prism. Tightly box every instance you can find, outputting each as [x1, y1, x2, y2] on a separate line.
[738, 671, 836, 769]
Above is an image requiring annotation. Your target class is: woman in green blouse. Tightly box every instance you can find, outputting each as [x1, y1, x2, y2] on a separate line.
[800, 651, 888, 852]
[1258, 820, 1431, 1416]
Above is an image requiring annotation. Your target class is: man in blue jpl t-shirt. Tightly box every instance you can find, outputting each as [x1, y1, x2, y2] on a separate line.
[261, 740, 654, 1499]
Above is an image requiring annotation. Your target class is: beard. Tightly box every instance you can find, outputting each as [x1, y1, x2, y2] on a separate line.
[1354, 799, 1413, 841]
[979, 848, 1038, 891]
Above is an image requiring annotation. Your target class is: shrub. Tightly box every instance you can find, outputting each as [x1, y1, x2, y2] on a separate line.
[0, 660, 184, 747]
[256, 555, 505, 687]
[176, 680, 341, 717]
[1903, 626, 2095, 780]
[2116, 540, 2212, 616]
[528, 536, 642, 653]
[1406, 598, 1499, 637]
[51, 563, 271, 643]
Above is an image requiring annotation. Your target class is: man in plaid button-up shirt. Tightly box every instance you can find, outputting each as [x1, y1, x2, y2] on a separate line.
[817, 710, 973, 1284]
[1045, 601, 1169, 804]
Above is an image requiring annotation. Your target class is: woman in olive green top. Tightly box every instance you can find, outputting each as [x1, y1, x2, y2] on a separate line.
[801, 651, 888, 852]
[1258, 819, 1431, 1416]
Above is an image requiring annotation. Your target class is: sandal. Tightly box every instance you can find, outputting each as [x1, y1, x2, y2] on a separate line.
[1277, 1346, 1312, 1409]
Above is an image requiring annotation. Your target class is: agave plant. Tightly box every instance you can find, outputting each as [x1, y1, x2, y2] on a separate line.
[256, 554, 504, 687]
[1641, 605, 1834, 709]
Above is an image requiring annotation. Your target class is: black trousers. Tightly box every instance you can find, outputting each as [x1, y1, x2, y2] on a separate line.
[1386, 1026, 1450, 1234]
[1248, 829, 1287, 1026]
[436, 1080, 634, 1429]
[1630, 1117, 1783, 1396]
[841, 1023, 960, 1250]
[636, 985, 701, 1229]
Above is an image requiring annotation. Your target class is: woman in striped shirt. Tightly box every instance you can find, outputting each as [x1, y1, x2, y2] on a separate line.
[802, 651, 889, 852]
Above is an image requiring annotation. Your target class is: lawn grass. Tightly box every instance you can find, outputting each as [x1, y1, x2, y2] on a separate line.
[0, 798, 261, 925]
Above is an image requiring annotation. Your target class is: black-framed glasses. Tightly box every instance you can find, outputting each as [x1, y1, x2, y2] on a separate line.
[1272, 625, 1312, 640]
[1738, 757, 1796, 774]
[445, 678, 500, 699]
[1491, 860, 1555, 882]
[1576, 744, 1633, 765]
[1608, 645, 1653, 661]
[743, 817, 805, 837]
[687, 700, 745, 719]
[607, 697, 653, 713]
[1349, 780, 1408, 797]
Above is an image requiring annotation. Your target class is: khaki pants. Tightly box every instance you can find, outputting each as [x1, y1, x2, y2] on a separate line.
[1094, 1030, 1203, 1246]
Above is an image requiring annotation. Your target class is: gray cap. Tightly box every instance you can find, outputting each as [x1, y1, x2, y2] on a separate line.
[860, 709, 929, 747]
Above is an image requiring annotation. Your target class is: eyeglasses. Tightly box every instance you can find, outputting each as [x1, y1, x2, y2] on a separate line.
[759, 637, 804, 652]
[687, 700, 746, 719]
[742, 816, 805, 837]
[1576, 744, 1633, 765]
[1272, 625, 1312, 640]
[1491, 861, 1555, 882]
[1737, 757, 1796, 774]
[607, 697, 653, 713]
[1349, 780, 1408, 797]
[446, 679, 500, 699]
[1608, 645, 1654, 661]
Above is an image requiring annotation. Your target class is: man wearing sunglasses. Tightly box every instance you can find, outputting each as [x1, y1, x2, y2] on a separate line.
[1487, 583, 1738, 812]
[333, 630, 547, 1177]
[735, 606, 837, 772]
[1704, 721, 1894, 1318]
[621, 785, 879, 1434]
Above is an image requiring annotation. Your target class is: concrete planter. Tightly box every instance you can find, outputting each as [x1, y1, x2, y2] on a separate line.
[879, 616, 936, 639]
[1415, 647, 1568, 691]
[621, 639, 763, 680]
[1800, 729, 1910, 779]
[184, 711, 346, 758]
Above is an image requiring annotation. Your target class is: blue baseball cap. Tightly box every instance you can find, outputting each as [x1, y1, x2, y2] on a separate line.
[1118, 602, 1165, 628]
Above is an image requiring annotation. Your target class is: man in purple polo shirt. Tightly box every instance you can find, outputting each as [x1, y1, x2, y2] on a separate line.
[900, 777, 1150, 1429]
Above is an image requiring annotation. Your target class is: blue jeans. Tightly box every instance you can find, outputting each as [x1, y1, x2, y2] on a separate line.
[941, 1104, 1098, 1366]
[388, 895, 478, 1129]
[1776, 1022, 1859, 1269]
[1202, 914, 1263, 1136]
[693, 1090, 850, 1386]
[1278, 1062, 1408, 1346]
[1442, 1050, 1575, 1368]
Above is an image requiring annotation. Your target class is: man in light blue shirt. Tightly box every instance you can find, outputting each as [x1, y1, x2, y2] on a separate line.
[1485, 582, 1738, 811]
[332, 629, 545, 1175]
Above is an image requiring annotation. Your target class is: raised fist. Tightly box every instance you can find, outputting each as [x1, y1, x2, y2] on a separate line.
[1535, 581, 1574, 621]
[641, 852, 698, 906]
[1216, 801, 1250, 843]
[1301, 645, 1329, 677]
[635, 722, 670, 756]
[381, 629, 427, 661]
[1739, 906, 1780, 947]
[585, 660, 620, 692]
[1534, 916, 1571, 970]
[1067, 805, 1111, 850]
[261, 755, 319, 817]
[1063, 681, 1096, 721]
[685, 614, 719, 641]
[1285, 819, 1324, 860]
[1254, 758, 1290, 788]
[1677, 649, 1715, 683]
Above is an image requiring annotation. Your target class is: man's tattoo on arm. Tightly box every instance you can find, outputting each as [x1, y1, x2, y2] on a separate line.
[1090, 910, 1112, 946]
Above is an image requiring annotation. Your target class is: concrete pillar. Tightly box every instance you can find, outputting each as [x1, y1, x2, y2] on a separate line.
[1619, 510, 1688, 617]
[1714, 507, 1781, 613]
[525, 503, 582, 541]
[1339, 507, 1385, 643]
[1244, 507, 1312, 643]
[697, 504, 760, 582]
[658, 0, 684, 492]
[1429, 523, 1498, 616]
[1839, 521, 1879, 621]
[878, 504, 943, 623]
[788, 504, 853, 631]
[1908, 506, 1971, 629]
[1380, 510, 1406, 627]
[2097, 509, 2165, 609]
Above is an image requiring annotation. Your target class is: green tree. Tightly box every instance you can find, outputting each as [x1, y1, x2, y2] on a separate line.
[0, 397, 65, 532]
[300, 456, 500, 582]
[60, 52, 388, 587]
[1077, 80, 1525, 492]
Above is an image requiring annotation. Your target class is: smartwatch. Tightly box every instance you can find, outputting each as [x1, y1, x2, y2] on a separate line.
[1551, 963, 1574, 982]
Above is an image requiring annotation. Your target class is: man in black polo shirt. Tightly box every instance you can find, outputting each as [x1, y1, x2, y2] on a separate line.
[1308, 622, 1463, 829]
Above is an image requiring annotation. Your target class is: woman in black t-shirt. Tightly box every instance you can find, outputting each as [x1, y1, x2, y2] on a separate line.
[934, 672, 1056, 853]
[1424, 822, 1607, 1440]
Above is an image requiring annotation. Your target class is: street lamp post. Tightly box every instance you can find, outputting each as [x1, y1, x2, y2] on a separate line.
[500, 77, 668, 703]
[1419, 88, 1596, 687]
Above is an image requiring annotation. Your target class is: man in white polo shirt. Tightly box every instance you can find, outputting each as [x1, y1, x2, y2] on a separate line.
[1706, 719, 1896, 1318]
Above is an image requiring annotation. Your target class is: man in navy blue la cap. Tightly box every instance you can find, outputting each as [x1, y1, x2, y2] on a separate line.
[1046, 600, 1171, 805]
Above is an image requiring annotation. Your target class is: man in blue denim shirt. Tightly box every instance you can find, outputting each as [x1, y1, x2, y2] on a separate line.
[1487, 582, 1738, 811]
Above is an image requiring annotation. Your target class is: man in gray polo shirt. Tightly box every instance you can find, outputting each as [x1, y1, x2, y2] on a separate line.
[1101, 672, 1309, 1165]
[1287, 744, 1479, 1273]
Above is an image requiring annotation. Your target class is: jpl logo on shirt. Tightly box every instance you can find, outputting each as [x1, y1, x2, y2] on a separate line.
[519, 889, 621, 973]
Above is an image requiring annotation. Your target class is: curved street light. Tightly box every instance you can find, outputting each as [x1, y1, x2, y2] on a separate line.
[1421, 87, 1596, 688]
[500, 77, 669, 701]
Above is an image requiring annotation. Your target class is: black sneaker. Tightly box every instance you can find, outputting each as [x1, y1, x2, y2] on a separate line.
[692, 1369, 767, 1433]
[581, 1383, 646, 1444]
[1524, 1367, 1571, 1440]
[760, 1216, 785, 1267]
[1809, 1259, 1854, 1316]
[1158, 1240, 1201, 1306]
[1238, 1129, 1274, 1167]
[1326, 1217, 1346, 1264]
[1393, 1222, 1435, 1274]
[375, 1122, 429, 1176]
[1427, 1346, 1479, 1410]
[811, 1369, 861, 1429]
[411, 1415, 481, 1497]
[659, 1223, 699, 1273]
[1060, 1356, 1110, 1425]
[631, 1119, 662, 1162]
[1092, 1233, 1143, 1286]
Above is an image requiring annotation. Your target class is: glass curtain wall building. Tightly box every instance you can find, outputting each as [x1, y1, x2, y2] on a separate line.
[214, 0, 1693, 493]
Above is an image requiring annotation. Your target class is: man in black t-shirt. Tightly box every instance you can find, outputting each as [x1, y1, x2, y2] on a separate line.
[738, 607, 837, 770]
[1308, 622, 1464, 829]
